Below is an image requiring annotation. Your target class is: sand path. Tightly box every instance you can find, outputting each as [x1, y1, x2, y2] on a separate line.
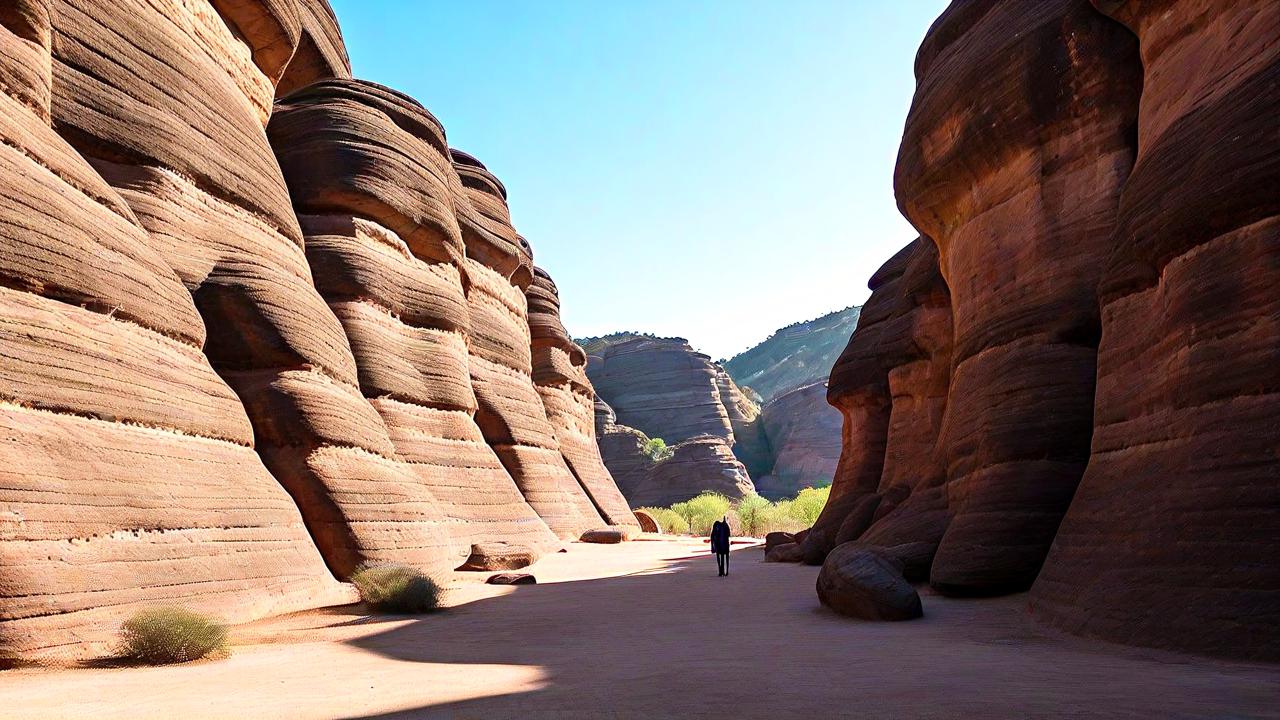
[1, 536, 1276, 719]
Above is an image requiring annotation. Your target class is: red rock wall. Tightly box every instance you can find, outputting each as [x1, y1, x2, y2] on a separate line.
[1030, 0, 1280, 659]
[752, 382, 843, 500]
[822, 0, 1277, 658]
[527, 267, 638, 529]
[0, 0, 350, 662]
[452, 155, 605, 539]
[268, 80, 561, 565]
[894, 0, 1141, 593]
[0, 0, 632, 661]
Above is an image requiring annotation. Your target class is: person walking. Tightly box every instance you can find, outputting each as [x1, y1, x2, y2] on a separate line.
[710, 516, 731, 576]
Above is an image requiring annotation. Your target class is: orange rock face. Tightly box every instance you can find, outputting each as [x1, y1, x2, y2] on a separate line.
[1030, 0, 1280, 659]
[0, 0, 350, 662]
[823, 0, 1277, 658]
[269, 80, 561, 565]
[0, 0, 630, 661]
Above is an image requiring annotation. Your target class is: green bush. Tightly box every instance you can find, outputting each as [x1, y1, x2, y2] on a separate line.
[350, 564, 442, 613]
[732, 493, 771, 536]
[680, 491, 732, 535]
[636, 506, 689, 534]
[641, 437, 673, 462]
[118, 607, 228, 665]
[790, 486, 831, 526]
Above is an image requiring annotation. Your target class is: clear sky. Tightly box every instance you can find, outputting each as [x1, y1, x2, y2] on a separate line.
[328, 0, 947, 360]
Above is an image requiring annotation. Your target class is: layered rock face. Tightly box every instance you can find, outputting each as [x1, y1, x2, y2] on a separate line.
[723, 305, 861, 403]
[751, 382, 843, 500]
[586, 336, 757, 506]
[451, 154, 606, 539]
[0, 0, 351, 661]
[268, 80, 560, 564]
[893, 0, 1141, 594]
[586, 336, 735, 443]
[817, 0, 1277, 658]
[526, 267, 637, 529]
[1030, 0, 1280, 659]
[0, 0, 631, 661]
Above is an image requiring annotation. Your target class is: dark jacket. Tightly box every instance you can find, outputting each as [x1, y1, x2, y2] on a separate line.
[710, 520, 731, 554]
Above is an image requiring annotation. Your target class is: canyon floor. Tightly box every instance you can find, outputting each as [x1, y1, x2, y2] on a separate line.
[1, 537, 1276, 720]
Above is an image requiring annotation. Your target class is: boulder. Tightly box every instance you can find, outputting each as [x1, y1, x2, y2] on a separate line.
[459, 543, 536, 572]
[764, 532, 795, 553]
[765, 542, 804, 563]
[580, 527, 631, 544]
[817, 544, 922, 621]
[486, 573, 537, 586]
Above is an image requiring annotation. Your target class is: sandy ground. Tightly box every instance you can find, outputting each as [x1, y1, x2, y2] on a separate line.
[1, 536, 1277, 720]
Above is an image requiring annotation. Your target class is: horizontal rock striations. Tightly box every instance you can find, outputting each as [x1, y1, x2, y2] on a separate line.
[0, 0, 631, 661]
[723, 305, 861, 404]
[0, 0, 352, 662]
[817, 0, 1278, 659]
[1029, 0, 1280, 660]
[268, 79, 560, 566]
[751, 382, 843, 500]
[526, 268, 638, 530]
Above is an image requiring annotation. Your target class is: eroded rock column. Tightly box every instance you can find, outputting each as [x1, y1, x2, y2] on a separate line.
[894, 0, 1141, 594]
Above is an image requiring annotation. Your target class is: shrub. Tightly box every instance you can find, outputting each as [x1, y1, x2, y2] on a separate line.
[636, 506, 689, 534]
[118, 607, 228, 665]
[350, 564, 442, 613]
[641, 437, 673, 462]
[790, 486, 831, 526]
[732, 493, 771, 536]
[682, 491, 733, 535]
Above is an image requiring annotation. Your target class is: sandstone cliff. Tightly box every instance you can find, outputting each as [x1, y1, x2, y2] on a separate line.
[813, 0, 1278, 660]
[0, 0, 632, 662]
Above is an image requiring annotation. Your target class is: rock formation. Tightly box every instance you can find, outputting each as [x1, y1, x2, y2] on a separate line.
[0, 0, 632, 662]
[1029, 0, 1280, 660]
[268, 79, 560, 565]
[586, 336, 735, 443]
[751, 382, 843, 500]
[723, 305, 860, 403]
[814, 0, 1278, 659]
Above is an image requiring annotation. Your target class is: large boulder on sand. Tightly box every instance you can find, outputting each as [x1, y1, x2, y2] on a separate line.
[459, 542, 536, 571]
[765, 532, 795, 553]
[817, 544, 922, 621]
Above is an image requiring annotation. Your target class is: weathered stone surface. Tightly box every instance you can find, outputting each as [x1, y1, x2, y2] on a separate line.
[724, 305, 862, 403]
[627, 436, 754, 508]
[579, 527, 631, 544]
[527, 267, 638, 530]
[276, 0, 350, 97]
[752, 382, 843, 499]
[895, 0, 1141, 595]
[586, 336, 734, 444]
[765, 542, 804, 564]
[817, 544, 922, 621]
[765, 532, 795, 554]
[0, 0, 351, 662]
[633, 510, 660, 533]
[452, 153, 605, 540]
[487, 573, 537, 586]
[269, 79, 560, 565]
[459, 543, 535, 572]
[1030, 0, 1280, 660]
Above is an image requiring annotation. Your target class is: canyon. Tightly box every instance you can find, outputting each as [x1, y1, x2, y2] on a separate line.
[0, 0, 633, 663]
[796, 0, 1279, 661]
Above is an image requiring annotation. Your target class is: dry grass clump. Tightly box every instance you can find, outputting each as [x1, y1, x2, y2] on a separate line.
[636, 506, 690, 534]
[118, 607, 228, 665]
[647, 486, 833, 537]
[350, 563, 443, 614]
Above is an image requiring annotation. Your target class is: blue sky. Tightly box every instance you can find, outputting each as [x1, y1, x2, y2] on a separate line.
[329, 0, 947, 360]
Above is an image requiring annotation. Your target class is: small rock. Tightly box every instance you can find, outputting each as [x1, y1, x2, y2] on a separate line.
[457, 542, 535, 571]
[580, 527, 629, 544]
[765, 542, 804, 563]
[817, 543, 922, 621]
[486, 573, 536, 585]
